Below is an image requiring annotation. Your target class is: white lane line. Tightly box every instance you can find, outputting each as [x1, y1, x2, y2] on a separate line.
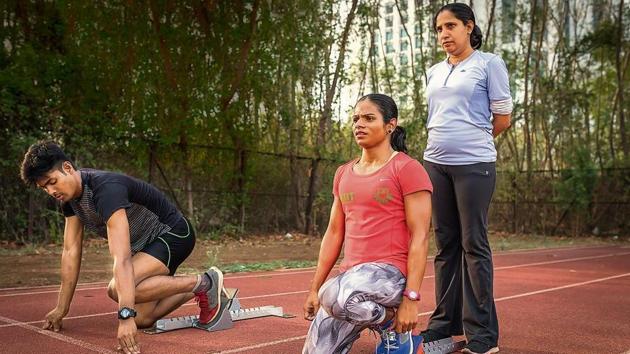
[0, 244, 618, 295]
[494, 251, 630, 271]
[4, 248, 626, 298]
[0, 290, 313, 329]
[223, 268, 338, 280]
[494, 273, 630, 302]
[0, 286, 110, 298]
[0, 281, 108, 292]
[238, 290, 310, 301]
[0, 312, 118, 329]
[0, 314, 116, 353]
[216, 272, 630, 353]
[217, 335, 308, 354]
[0, 269, 332, 297]
[2, 248, 628, 325]
[8, 249, 626, 329]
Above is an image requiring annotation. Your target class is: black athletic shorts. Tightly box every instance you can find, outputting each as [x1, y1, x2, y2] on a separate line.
[140, 217, 196, 275]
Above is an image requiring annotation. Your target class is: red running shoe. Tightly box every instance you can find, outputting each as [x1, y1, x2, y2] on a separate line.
[195, 266, 224, 325]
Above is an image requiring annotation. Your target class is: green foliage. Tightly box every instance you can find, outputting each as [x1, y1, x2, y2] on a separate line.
[206, 224, 244, 242]
[554, 147, 598, 211]
[0, 1, 627, 242]
[218, 260, 317, 274]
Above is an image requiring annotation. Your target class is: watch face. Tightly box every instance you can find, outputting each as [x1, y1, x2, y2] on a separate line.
[120, 308, 130, 318]
[405, 290, 419, 300]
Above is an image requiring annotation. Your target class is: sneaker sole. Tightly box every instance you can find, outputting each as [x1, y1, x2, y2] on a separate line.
[194, 297, 230, 329]
[461, 347, 499, 354]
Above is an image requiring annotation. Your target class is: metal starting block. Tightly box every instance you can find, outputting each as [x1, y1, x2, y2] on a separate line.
[419, 337, 466, 354]
[145, 288, 294, 334]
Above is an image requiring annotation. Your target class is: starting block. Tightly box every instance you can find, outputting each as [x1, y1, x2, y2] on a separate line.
[144, 288, 294, 334]
[418, 337, 466, 354]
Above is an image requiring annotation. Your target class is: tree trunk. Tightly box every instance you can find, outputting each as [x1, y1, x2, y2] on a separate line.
[180, 135, 194, 218]
[485, 0, 496, 48]
[304, 157, 320, 234]
[531, 0, 548, 171]
[238, 149, 247, 232]
[396, 0, 425, 130]
[289, 74, 304, 230]
[616, 0, 627, 159]
[368, 8, 380, 93]
[414, 0, 428, 84]
[522, 0, 538, 174]
[304, 0, 359, 234]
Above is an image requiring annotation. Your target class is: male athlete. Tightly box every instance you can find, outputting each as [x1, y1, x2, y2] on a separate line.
[21, 141, 225, 354]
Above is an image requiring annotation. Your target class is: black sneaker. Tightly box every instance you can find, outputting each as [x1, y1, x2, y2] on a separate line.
[418, 329, 450, 343]
[461, 340, 499, 354]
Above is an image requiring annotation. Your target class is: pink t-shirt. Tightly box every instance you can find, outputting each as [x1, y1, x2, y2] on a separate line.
[333, 152, 433, 277]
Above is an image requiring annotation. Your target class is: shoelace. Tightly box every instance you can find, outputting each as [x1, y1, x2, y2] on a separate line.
[383, 331, 399, 349]
[373, 330, 399, 354]
[196, 294, 209, 312]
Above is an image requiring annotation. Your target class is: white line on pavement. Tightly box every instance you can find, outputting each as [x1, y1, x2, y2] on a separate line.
[2, 247, 626, 298]
[0, 314, 116, 353]
[216, 272, 630, 353]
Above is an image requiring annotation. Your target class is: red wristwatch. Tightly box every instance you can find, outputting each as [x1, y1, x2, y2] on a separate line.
[403, 289, 421, 301]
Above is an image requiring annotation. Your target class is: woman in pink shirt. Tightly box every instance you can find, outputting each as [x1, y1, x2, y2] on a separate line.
[302, 94, 433, 353]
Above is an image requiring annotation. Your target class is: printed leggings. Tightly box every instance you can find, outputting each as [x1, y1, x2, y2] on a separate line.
[302, 262, 406, 354]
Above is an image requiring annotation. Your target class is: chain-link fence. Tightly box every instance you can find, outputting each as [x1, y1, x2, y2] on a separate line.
[2, 144, 628, 244]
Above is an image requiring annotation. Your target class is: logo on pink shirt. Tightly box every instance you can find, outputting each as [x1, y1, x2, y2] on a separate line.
[340, 192, 354, 204]
[373, 188, 393, 205]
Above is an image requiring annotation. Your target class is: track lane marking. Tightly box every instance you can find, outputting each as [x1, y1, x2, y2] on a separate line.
[2, 252, 629, 329]
[216, 272, 630, 353]
[0, 314, 116, 353]
[1, 244, 617, 295]
[4, 250, 629, 298]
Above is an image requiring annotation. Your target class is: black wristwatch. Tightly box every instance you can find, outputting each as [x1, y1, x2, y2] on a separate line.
[117, 307, 137, 320]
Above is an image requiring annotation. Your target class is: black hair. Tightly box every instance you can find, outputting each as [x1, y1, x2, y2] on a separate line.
[20, 141, 76, 186]
[356, 93, 407, 153]
[433, 3, 483, 50]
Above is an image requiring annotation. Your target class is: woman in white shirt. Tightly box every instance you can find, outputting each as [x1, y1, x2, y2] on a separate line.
[419, 3, 512, 354]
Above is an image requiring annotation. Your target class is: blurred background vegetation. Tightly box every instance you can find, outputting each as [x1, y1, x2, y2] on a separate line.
[0, 0, 627, 244]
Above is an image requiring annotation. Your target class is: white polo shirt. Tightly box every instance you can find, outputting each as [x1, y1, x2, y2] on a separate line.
[423, 50, 512, 165]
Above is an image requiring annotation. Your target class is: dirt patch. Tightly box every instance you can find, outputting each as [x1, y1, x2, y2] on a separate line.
[0, 234, 321, 288]
[0, 233, 627, 288]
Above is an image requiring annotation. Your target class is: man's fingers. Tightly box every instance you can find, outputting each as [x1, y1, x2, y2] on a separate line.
[131, 339, 140, 354]
[119, 337, 130, 354]
[128, 334, 139, 354]
[124, 340, 133, 354]
[53, 321, 61, 332]
[123, 335, 139, 354]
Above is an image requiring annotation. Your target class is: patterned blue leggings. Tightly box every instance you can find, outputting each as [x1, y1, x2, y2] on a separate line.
[302, 262, 406, 354]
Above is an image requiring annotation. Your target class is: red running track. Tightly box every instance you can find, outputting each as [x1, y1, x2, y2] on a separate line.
[1, 245, 629, 354]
